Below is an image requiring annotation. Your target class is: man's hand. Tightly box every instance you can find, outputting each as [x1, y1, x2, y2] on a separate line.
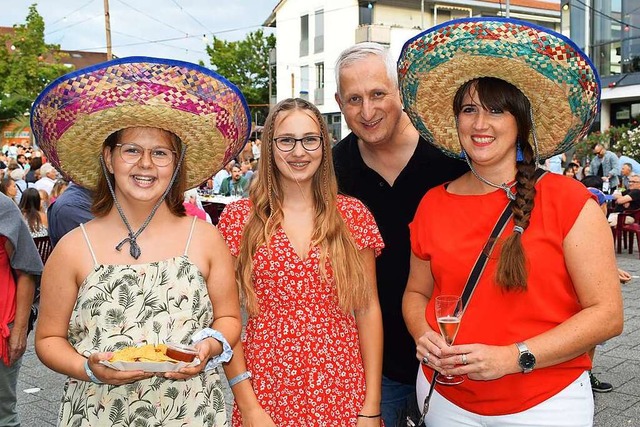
[8, 325, 28, 366]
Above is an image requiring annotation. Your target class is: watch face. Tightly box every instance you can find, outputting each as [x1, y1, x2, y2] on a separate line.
[519, 352, 536, 370]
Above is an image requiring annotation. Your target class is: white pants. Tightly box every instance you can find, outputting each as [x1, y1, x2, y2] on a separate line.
[416, 369, 593, 427]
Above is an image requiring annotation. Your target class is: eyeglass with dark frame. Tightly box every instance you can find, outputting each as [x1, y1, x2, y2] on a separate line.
[273, 135, 323, 152]
[629, 180, 640, 184]
[115, 143, 177, 167]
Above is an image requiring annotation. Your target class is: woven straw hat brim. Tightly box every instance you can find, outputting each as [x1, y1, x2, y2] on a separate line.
[31, 57, 250, 189]
[398, 18, 600, 160]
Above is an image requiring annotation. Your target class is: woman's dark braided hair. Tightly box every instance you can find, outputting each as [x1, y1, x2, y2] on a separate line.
[453, 77, 537, 291]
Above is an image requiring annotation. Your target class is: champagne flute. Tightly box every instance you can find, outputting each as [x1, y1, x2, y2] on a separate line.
[435, 295, 464, 385]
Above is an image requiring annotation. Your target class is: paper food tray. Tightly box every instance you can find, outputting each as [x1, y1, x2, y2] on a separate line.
[100, 359, 199, 373]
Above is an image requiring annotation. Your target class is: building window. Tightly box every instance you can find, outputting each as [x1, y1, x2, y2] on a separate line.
[359, 1, 373, 26]
[314, 9, 324, 53]
[300, 65, 309, 101]
[300, 14, 309, 57]
[315, 62, 324, 105]
[325, 113, 342, 143]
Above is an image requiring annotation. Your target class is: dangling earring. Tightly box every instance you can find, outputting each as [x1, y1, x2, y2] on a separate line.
[459, 149, 467, 160]
[516, 142, 524, 162]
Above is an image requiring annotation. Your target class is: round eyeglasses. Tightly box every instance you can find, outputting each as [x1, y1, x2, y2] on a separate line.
[273, 135, 323, 152]
[116, 143, 176, 167]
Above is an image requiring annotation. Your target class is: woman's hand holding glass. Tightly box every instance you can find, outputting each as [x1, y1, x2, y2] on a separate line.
[438, 342, 520, 382]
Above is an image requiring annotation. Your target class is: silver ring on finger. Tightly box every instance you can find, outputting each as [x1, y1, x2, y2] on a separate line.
[422, 353, 430, 365]
[461, 353, 468, 365]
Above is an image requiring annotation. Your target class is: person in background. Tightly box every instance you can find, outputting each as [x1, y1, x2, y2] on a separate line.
[618, 154, 640, 175]
[49, 179, 68, 204]
[213, 160, 235, 194]
[15, 154, 28, 172]
[612, 173, 640, 212]
[620, 162, 633, 190]
[10, 168, 31, 205]
[19, 188, 48, 239]
[25, 157, 42, 184]
[34, 163, 58, 195]
[0, 177, 17, 203]
[37, 190, 49, 213]
[546, 153, 563, 174]
[240, 158, 254, 181]
[47, 182, 94, 247]
[219, 164, 249, 197]
[218, 97, 384, 426]
[252, 137, 261, 161]
[32, 57, 246, 426]
[0, 192, 42, 427]
[589, 143, 620, 193]
[563, 165, 578, 179]
[332, 41, 468, 426]
[582, 181, 633, 285]
[0, 153, 7, 172]
[400, 18, 622, 425]
[183, 188, 212, 223]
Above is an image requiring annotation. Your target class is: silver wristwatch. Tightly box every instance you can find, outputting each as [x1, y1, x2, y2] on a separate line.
[516, 342, 536, 373]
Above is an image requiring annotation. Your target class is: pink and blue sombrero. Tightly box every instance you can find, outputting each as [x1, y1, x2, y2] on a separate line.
[398, 18, 600, 160]
[31, 56, 250, 189]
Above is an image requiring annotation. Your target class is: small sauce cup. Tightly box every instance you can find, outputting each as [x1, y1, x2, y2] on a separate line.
[165, 343, 198, 363]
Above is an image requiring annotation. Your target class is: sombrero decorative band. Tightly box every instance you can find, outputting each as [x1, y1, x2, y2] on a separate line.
[31, 56, 251, 189]
[398, 17, 600, 160]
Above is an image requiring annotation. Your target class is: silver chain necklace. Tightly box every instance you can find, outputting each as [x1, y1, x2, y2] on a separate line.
[463, 153, 517, 201]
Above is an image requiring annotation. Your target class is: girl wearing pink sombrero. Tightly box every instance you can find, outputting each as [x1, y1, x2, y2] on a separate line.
[32, 57, 248, 426]
[401, 18, 622, 426]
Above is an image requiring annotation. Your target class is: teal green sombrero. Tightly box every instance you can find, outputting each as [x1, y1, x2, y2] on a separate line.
[398, 18, 600, 160]
[31, 56, 250, 189]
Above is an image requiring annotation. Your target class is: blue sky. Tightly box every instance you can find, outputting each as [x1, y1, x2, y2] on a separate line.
[1, 0, 279, 64]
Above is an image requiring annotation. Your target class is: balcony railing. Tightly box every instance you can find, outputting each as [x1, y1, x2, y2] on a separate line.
[355, 25, 391, 45]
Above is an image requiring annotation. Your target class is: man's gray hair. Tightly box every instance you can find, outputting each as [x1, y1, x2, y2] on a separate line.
[334, 42, 397, 98]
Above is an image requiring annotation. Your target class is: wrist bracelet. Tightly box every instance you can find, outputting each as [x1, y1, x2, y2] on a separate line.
[228, 371, 252, 387]
[357, 413, 381, 418]
[84, 359, 103, 384]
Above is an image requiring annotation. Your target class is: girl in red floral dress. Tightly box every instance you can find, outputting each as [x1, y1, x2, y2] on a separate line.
[218, 98, 385, 427]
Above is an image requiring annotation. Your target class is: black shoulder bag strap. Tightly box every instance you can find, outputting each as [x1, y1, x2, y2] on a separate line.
[411, 169, 547, 426]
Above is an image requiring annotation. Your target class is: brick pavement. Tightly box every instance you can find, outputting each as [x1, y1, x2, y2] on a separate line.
[13, 252, 640, 426]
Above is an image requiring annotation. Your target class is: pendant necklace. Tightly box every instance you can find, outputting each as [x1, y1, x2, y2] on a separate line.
[99, 144, 186, 259]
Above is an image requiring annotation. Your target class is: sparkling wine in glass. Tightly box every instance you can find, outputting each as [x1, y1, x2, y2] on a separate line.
[435, 295, 464, 385]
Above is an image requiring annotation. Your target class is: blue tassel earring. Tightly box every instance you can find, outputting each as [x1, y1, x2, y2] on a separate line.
[516, 142, 524, 162]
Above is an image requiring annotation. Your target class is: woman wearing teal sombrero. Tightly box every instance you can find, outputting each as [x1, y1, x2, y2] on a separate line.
[31, 57, 249, 426]
[401, 18, 623, 426]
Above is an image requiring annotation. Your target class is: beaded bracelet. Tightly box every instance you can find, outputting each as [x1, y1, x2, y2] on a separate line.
[84, 359, 103, 384]
[357, 413, 381, 418]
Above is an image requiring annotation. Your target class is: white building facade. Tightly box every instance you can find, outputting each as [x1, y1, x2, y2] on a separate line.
[561, 0, 640, 131]
[264, 0, 561, 140]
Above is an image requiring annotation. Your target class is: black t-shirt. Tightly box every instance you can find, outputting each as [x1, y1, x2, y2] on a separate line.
[333, 132, 468, 384]
[623, 189, 640, 210]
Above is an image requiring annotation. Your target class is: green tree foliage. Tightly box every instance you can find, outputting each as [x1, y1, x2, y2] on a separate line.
[0, 4, 70, 123]
[205, 29, 276, 126]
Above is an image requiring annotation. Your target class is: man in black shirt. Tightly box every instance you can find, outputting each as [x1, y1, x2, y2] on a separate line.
[333, 42, 468, 426]
[613, 174, 640, 211]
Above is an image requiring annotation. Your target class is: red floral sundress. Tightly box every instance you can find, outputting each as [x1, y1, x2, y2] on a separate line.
[218, 195, 384, 426]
